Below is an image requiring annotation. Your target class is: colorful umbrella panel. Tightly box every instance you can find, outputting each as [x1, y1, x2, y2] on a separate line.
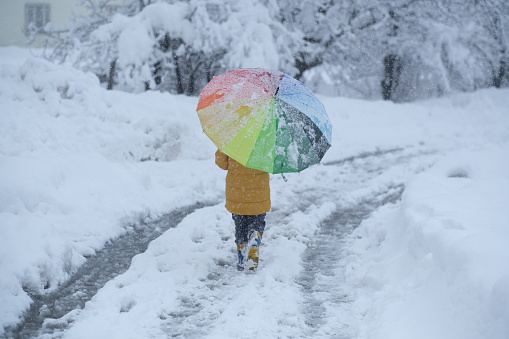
[197, 69, 332, 174]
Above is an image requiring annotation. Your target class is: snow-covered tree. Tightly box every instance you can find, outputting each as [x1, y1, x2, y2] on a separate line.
[292, 0, 509, 101]
[34, 0, 509, 101]
[375, 0, 509, 101]
[283, 0, 388, 99]
[42, 0, 296, 95]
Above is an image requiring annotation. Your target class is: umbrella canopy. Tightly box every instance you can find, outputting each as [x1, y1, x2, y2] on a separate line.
[196, 68, 332, 174]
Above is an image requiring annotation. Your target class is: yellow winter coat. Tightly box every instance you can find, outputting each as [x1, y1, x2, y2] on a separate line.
[215, 150, 271, 215]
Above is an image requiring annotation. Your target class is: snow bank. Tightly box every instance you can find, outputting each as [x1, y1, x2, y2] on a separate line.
[0, 53, 222, 331]
[343, 145, 509, 339]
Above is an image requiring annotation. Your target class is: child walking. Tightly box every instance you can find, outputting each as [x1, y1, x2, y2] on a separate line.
[215, 150, 270, 271]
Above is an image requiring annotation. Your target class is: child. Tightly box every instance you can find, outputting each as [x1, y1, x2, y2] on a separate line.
[215, 150, 270, 271]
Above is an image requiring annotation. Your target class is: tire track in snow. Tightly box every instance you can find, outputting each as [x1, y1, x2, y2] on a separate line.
[322, 147, 404, 167]
[296, 146, 436, 337]
[4, 202, 214, 339]
[297, 187, 404, 338]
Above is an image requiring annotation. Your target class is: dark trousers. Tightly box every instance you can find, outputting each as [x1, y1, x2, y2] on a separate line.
[232, 213, 266, 244]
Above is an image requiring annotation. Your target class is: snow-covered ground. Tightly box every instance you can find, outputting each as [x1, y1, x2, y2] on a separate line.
[1, 46, 508, 338]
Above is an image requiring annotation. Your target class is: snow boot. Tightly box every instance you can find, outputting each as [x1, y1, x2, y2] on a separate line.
[236, 243, 246, 271]
[246, 231, 262, 271]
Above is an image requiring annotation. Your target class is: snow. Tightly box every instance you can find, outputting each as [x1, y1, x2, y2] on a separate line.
[1, 46, 509, 338]
[342, 147, 509, 339]
[78, 1, 288, 93]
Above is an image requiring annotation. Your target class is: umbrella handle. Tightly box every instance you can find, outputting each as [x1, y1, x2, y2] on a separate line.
[280, 173, 288, 182]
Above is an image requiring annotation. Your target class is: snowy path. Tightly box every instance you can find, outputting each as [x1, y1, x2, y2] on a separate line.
[5, 203, 213, 339]
[8, 147, 436, 339]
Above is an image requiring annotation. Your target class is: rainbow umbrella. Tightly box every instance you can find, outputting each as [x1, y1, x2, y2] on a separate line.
[196, 68, 332, 174]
